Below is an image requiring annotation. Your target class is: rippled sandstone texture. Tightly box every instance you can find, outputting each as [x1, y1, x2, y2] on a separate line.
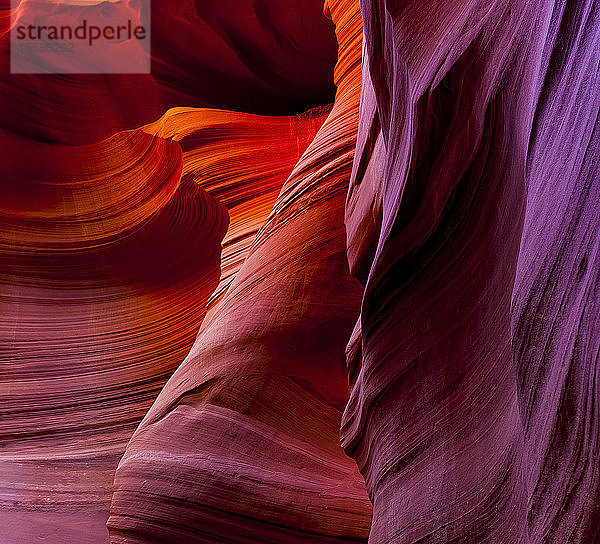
[342, 0, 600, 543]
[0, 109, 328, 542]
[1, 1, 338, 542]
[108, 0, 373, 542]
[0, 129, 228, 543]
[1, 0, 337, 144]
[3, 0, 599, 543]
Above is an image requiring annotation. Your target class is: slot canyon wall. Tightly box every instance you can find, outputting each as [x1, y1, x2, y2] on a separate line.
[1, 0, 598, 543]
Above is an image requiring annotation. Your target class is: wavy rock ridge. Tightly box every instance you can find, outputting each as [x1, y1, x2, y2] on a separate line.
[342, 0, 600, 543]
[2, 0, 599, 543]
[108, 0, 373, 542]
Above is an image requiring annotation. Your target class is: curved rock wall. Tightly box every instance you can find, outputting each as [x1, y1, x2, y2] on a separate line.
[341, 0, 600, 543]
[3, 0, 599, 543]
[108, 1, 373, 542]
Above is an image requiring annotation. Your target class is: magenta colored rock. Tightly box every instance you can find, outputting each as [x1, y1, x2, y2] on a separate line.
[512, 1, 600, 541]
[342, 0, 599, 543]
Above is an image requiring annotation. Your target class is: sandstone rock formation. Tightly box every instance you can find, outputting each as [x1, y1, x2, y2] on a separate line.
[342, 0, 600, 543]
[1, 0, 337, 144]
[108, 0, 373, 542]
[3, 0, 599, 543]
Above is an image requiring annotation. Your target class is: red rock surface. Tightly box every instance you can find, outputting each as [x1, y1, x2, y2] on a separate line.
[108, 1, 373, 542]
[1, 89, 328, 544]
[4, 0, 600, 542]
[0, 0, 337, 144]
[0, 129, 227, 543]
[142, 105, 331, 308]
[1, 1, 342, 541]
